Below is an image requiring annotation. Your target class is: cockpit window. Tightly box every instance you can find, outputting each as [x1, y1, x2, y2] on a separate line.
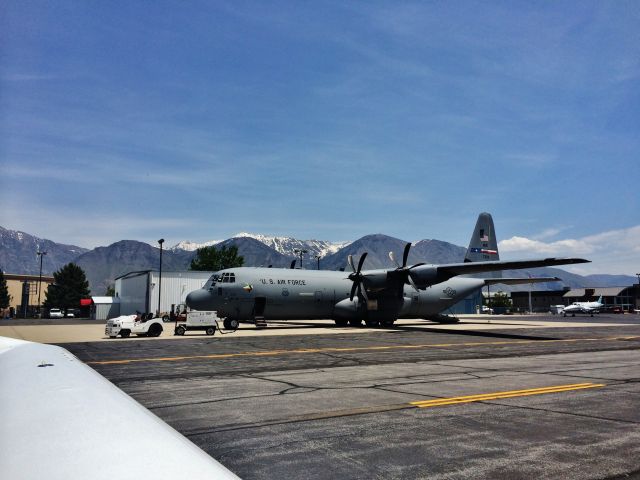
[220, 272, 236, 283]
[206, 274, 220, 289]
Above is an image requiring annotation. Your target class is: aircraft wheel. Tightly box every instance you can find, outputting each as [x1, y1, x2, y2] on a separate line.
[381, 319, 395, 327]
[120, 330, 130, 338]
[334, 319, 349, 327]
[224, 318, 239, 330]
[348, 318, 362, 327]
[205, 327, 216, 335]
[364, 319, 379, 327]
[175, 326, 186, 336]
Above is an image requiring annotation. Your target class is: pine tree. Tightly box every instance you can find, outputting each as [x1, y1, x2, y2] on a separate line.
[0, 270, 10, 309]
[190, 245, 244, 271]
[44, 263, 91, 309]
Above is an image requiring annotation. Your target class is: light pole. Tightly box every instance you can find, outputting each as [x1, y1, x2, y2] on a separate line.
[528, 273, 533, 314]
[37, 251, 47, 317]
[294, 249, 308, 269]
[315, 255, 321, 270]
[158, 239, 164, 315]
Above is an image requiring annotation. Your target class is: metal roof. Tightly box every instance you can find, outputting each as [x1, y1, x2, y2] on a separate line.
[563, 287, 630, 298]
[91, 296, 120, 304]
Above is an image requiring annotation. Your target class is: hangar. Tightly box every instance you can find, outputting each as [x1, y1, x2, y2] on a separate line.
[511, 285, 640, 313]
[114, 270, 214, 316]
[89, 296, 121, 320]
[563, 286, 639, 312]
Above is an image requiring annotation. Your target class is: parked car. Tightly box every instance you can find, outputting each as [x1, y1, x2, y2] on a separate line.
[49, 308, 64, 319]
[481, 305, 494, 314]
[65, 310, 75, 318]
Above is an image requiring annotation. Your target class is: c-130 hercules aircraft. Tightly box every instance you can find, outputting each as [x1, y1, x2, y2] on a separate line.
[186, 213, 589, 328]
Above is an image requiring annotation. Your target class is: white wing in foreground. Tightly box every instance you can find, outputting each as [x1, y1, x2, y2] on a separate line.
[0, 337, 239, 480]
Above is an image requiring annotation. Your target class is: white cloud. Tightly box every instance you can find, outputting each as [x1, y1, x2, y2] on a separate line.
[499, 225, 640, 275]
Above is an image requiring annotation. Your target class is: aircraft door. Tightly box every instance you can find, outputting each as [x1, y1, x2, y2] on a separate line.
[411, 293, 420, 315]
[253, 296, 267, 318]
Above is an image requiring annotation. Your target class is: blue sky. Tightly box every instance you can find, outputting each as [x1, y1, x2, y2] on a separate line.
[1, 1, 639, 275]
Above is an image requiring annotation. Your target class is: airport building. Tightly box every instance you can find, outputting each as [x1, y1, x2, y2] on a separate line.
[1, 273, 55, 318]
[114, 270, 214, 316]
[89, 296, 121, 320]
[510, 285, 640, 313]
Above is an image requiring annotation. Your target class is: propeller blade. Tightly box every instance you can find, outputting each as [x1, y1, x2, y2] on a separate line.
[389, 251, 400, 268]
[359, 283, 369, 301]
[350, 282, 358, 302]
[357, 252, 367, 273]
[407, 272, 420, 292]
[402, 243, 411, 268]
[347, 252, 369, 302]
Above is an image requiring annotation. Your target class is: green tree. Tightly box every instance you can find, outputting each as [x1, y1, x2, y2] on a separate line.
[105, 285, 115, 296]
[490, 291, 512, 308]
[190, 245, 244, 271]
[44, 263, 91, 310]
[0, 270, 10, 309]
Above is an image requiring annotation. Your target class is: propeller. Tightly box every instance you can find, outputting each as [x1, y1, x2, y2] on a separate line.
[389, 243, 423, 292]
[347, 253, 368, 302]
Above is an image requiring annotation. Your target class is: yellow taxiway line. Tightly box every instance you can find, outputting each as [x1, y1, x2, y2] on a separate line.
[410, 382, 605, 408]
[86, 335, 640, 365]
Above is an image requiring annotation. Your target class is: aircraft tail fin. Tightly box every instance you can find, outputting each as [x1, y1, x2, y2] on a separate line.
[464, 212, 501, 279]
[464, 212, 500, 263]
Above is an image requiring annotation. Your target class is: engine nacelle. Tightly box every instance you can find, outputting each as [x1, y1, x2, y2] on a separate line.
[332, 298, 361, 321]
[410, 266, 450, 288]
[361, 269, 392, 290]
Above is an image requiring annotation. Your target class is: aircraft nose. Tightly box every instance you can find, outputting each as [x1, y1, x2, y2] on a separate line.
[185, 289, 210, 310]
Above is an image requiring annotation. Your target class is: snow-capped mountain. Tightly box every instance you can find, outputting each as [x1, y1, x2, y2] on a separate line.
[172, 233, 350, 259]
[233, 233, 350, 258]
[170, 239, 223, 252]
[0, 226, 89, 275]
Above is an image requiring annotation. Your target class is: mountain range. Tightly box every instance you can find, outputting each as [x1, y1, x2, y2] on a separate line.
[1, 226, 635, 295]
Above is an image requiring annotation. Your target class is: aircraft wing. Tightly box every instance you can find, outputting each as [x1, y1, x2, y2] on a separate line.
[483, 277, 562, 286]
[407, 257, 589, 288]
[437, 257, 589, 276]
[0, 337, 239, 480]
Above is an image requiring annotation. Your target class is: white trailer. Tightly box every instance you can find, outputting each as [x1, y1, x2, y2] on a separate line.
[174, 310, 220, 336]
[105, 314, 165, 338]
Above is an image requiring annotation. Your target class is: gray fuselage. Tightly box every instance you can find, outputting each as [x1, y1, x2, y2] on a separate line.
[185, 267, 485, 322]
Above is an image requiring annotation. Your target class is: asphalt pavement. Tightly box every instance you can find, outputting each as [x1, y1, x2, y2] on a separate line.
[58, 314, 640, 480]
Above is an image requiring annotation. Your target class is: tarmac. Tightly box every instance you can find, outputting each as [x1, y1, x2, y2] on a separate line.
[5, 313, 640, 479]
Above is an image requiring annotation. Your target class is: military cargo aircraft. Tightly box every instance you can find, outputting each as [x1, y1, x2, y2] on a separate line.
[186, 213, 589, 328]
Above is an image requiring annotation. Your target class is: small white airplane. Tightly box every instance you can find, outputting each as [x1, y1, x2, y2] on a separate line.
[561, 296, 603, 317]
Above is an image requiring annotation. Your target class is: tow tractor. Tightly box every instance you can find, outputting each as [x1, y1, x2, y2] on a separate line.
[170, 304, 239, 335]
[106, 313, 165, 338]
